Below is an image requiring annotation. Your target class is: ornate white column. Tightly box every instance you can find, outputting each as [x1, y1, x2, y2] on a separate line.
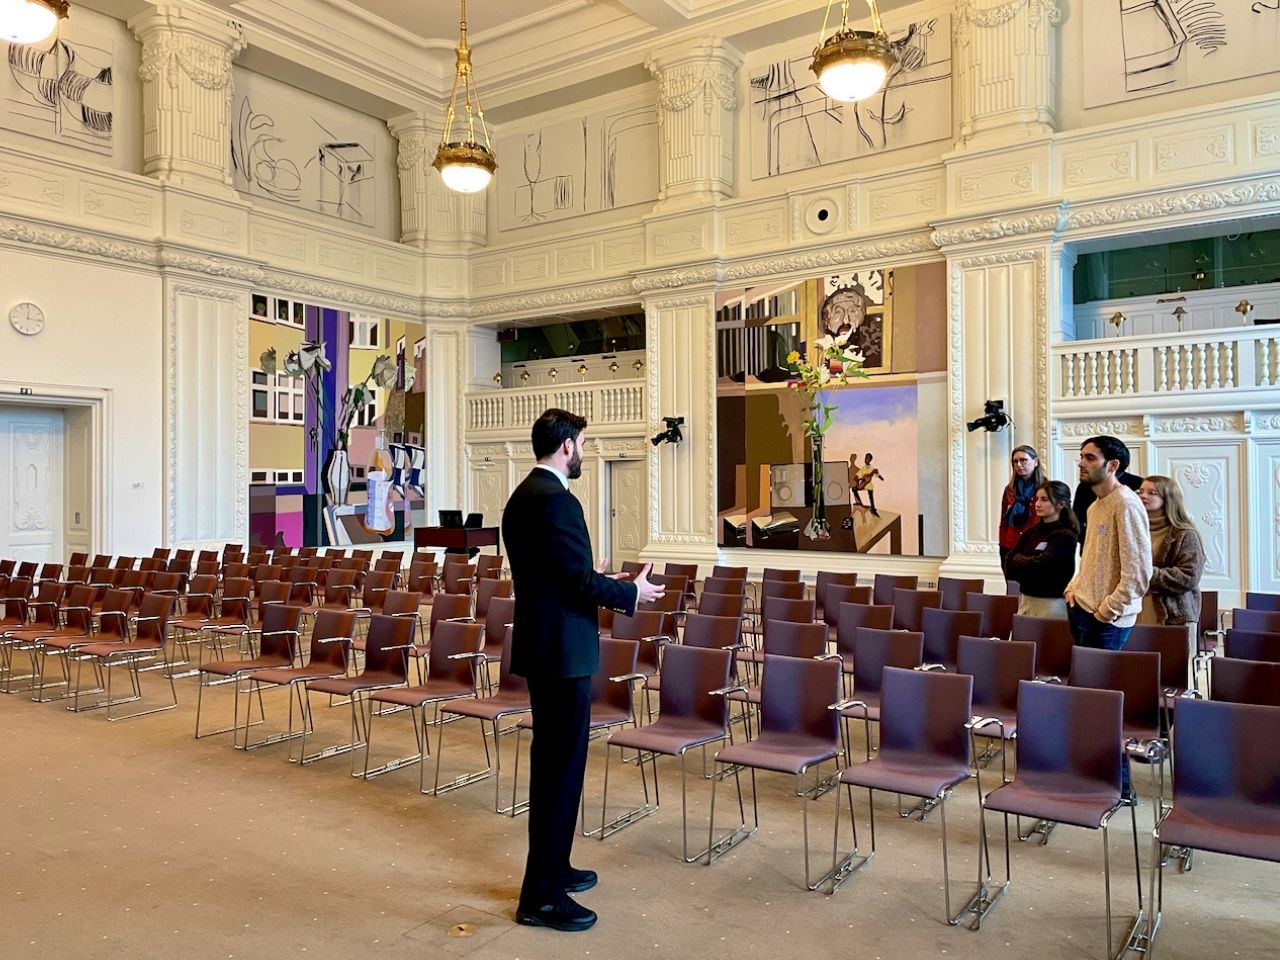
[388, 112, 486, 249]
[955, 0, 1061, 146]
[640, 288, 719, 564]
[129, 4, 246, 190]
[423, 320, 468, 522]
[645, 37, 742, 209]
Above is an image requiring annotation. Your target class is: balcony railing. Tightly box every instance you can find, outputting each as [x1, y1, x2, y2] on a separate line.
[1054, 325, 1280, 401]
[466, 380, 646, 434]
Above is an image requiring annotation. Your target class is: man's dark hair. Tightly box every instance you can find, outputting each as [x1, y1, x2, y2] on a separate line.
[532, 408, 588, 460]
[1082, 435, 1130, 472]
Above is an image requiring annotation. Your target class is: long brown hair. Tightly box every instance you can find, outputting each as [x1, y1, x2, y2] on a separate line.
[1143, 475, 1198, 533]
[1007, 445, 1046, 491]
[1036, 480, 1079, 536]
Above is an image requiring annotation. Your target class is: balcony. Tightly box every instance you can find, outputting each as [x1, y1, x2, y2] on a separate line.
[1053, 324, 1280, 412]
[466, 380, 647, 436]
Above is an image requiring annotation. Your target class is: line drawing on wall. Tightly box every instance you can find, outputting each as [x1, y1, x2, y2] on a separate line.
[497, 101, 658, 231]
[747, 16, 951, 180]
[1087, 0, 1280, 106]
[308, 118, 373, 222]
[3, 34, 113, 155]
[231, 98, 303, 204]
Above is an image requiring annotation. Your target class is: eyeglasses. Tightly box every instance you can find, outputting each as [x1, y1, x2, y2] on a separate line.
[1011, 457, 1035, 465]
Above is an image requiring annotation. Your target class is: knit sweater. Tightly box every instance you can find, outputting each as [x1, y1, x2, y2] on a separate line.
[1066, 484, 1152, 627]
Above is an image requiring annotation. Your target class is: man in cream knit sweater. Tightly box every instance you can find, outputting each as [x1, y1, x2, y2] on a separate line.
[1065, 436, 1152, 650]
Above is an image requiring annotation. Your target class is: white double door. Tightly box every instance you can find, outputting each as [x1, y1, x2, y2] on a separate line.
[0, 407, 64, 564]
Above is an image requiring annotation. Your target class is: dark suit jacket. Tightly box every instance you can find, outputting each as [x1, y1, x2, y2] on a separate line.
[503, 468, 637, 679]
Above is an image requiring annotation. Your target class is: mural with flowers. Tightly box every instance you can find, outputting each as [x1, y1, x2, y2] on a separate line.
[248, 293, 427, 547]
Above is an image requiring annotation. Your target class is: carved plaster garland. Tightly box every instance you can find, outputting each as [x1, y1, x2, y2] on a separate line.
[956, 0, 1062, 34]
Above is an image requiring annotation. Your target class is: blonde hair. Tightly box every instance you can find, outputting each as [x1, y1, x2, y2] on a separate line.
[1144, 475, 1197, 533]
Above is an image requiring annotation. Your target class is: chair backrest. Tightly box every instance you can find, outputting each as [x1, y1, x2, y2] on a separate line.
[322, 568, 357, 603]
[195, 561, 220, 577]
[1223, 629, 1280, 663]
[0, 558, 14, 576]
[966, 593, 1018, 641]
[362, 570, 396, 610]
[185, 574, 219, 616]
[197, 550, 219, 564]
[381, 590, 421, 618]
[1011, 614, 1074, 679]
[878, 666, 973, 765]
[638, 590, 681, 614]
[1172, 697, 1280, 806]
[1210, 657, 1280, 706]
[761, 594, 815, 625]
[921, 607, 982, 668]
[407, 559, 438, 593]
[701, 576, 745, 597]
[892, 588, 942, 632]
[16, 560, 38, 578]
[429, 592, 473, 636]
[477, 554, 505, 579]
[761, 620, 827, 660]
[495, 623, 528, 695]
[97, 589, 133, 639]
[760, 578, 806, 602]
[696, 592, 746, 620]
[151, 548, 171, 560]
[938, 577, 984, 611]
[1071, 646, 1162, 734]
[663, 562, 698, 582]
[62, 584, 97, 633]
[851, 627, 923, 693]
[443, 563, 476, 595]
[1014, 680, 1123, 792]
[135, 593, 175, 644]
[610, 609, 671, 643]
[712, 565, 748, 580]
[873, 573, 918, 606]
[68, 552, 89, 567]
[620, 560, 646, 578]
[351, 549, 373, 563]
[90, 555, 111, 569]
[166, 556, 190, 575]
[836, 602, 894, 656]
[114, 556, 136, 570]
[150, 572, 186, 595]
[1233, 608, 1280, 633]
[758, 654, 841, 744]
[298, 546, 318, 558]
[474, 577, 513, 619]
[821, 584, 872, 627]
[656, 644, 732, 731]
[258, 603, 304, 660]
[307, 609, 357, 669]
[1245, 592, 1280, 612]
[363, 613, 415, 679]
[140, 557, 166, 573]
[255, 579, 290, 614]
[1126, 623, 1191, 692]
[374, 557, 401, 575]
[1198, 589, 1219, 648]
[650, 573, 689, 602]
[591, 637, 641, 716]
[65, 565, 89, 584]
[956, 636, 1036, 714]
[815, 571, 857, 617]
[483, 596, 515, 651]
[761, 567, 801, 582]
[682, 612, 743, 651]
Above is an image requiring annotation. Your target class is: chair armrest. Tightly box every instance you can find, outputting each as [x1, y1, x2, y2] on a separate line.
[609, 672, 648, 684]
[1176, 688, 1203, 700]
[966, 716, 1006, 735]
[830, 698, 868, 713]
[640, 634, 673, 645]
[448, 651, 488, 661]
[725, 642, 752, 653]
[917, 662, 946, 672]
[813, 652, 842, 662]
[29, 601, 58, 614]
[63, 605, 93, 616]
[444, 616, 477, 623]
[709, 684, 749, 697]
[332, 584, 358, 595]
[1033, 673, 1064, 684]
[132, 616, 161, 624]
[312, 635, 352, 646]
[1124, 737, 1167, 764]
[382, 642, 416, 653]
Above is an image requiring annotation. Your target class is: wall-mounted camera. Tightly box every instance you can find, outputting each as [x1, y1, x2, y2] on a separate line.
[651, 416, 685, 446]
[966, 400, 1011, 433]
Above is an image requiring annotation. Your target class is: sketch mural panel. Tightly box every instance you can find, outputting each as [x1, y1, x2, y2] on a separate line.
[496, 99, 658, 231]
[2, 28, 114, 156]
[1084, 1, 1280, 108]
[231, 68, 392, 229]
[747, 14, 952, 180]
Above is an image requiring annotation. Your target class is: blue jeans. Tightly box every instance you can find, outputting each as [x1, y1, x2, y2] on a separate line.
[1068, 604, 1133, 651]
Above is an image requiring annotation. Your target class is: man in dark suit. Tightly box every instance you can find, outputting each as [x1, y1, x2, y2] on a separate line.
[504, 408, 665, 932]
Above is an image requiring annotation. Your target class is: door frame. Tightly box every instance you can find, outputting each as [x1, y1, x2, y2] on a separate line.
[0, 381, 112, 556]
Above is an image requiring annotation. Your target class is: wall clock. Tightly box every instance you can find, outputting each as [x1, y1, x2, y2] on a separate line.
[9, 302, 45, 337]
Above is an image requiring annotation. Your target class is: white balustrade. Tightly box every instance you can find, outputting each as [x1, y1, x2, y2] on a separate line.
[466, 380, 648, 434]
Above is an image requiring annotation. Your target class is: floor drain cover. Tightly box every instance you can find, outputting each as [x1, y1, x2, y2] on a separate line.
[448, 923, 477, 938]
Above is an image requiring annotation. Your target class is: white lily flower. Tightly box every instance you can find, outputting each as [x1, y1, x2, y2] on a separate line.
[403, 366, 416, 391]
[833, 330, 851, 347]
[370, 354, 397, 388]
[818, 367, 832, 384]
[297, 341, 331, 375]
[813, 335, 834, 353]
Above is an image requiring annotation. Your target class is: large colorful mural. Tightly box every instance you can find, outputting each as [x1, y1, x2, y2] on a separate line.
[247, 293, 426, 548]
[715, 262, 948, 557]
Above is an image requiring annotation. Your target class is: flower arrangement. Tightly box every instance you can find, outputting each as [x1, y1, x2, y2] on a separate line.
[785, 330, 868, 539]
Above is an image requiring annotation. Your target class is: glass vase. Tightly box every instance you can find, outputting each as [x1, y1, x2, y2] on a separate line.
[804, 433, 831, 540]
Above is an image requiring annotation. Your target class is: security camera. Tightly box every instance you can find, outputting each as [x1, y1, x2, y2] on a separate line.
[651, 416, 685, 446]
[966, 400, 1011, 433]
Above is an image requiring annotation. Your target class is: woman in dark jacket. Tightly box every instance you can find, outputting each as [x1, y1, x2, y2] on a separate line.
[999, 445, 1045, 563]
[1003, 480, 1079, 619]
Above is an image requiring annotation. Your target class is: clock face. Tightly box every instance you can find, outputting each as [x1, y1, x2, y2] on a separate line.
[9, 302, 45, 337]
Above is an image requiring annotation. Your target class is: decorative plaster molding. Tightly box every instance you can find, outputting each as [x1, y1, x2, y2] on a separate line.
[723, 233, 936, 281]
[1066, 180, 1280, 230]
[469, 279, 637, 318]
[632, 267, 721, 293]
[256, 269, 420, 316]
[1057, 418, 1144, 438]
[1254, 412, 1280, 432]
[931, 204, 1067, 247]
[641, 292, 715, 310]
[395, 131, 432, 170]
[956, 0, 1062, 32]
[1153, 414, 1244, 434]
[159, 249, 260, 280]
[0, 216, 155, 265]
[646, 53, 738, 114]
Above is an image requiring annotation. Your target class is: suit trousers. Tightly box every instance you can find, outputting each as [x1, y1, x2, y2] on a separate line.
[521, 673, 592, 905]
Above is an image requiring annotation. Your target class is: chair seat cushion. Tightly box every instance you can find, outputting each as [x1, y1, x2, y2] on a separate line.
[307, 671, 404, 696]
[971, 705, 1018, 740]
[715, 733, 838, 775]
[839, 691, 883, 722]
[76, 640, 161, 658]
[250, 665, 343, 685]
[726, 686, 761, 705]
[838, 752, 969, 800]
[609, 718, 726, 756]
[8, 627, 85, 646]
[201, 655, 292, 677]
[983, 773, 1119, 829]
[444, 693, 531, 720]
[33, 631, 98, 650]
[373, 682, 473, 707]
[201, 617, 252, 634]
[1157, 799, 1280, 863]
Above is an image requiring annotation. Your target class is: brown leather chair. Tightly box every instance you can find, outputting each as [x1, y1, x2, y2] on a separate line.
[891, 587, 942, 633]
[299, 613, 416, 769]
[441, 562, 476, 597]
[956, 635, 1036, 757]
[708, 654, 842, 889]
[68, 552, 90, 568]
[365, 619, 485, 792]
[921, 607, 983, 672]
[873, 573, 918, 606]
[1210, 657, 1280, 706]
[967, 592, 1018, 641]
[831, 668, 977, 922]
[836, 627, 924, 760]
[610, 608, 673, 680]
[1233, 608, 1280, 633]
[195, 602, 303, 740]
[476, 554, 505, 580]
[406, 558, 439, 594]
[1224, 628, 1280, 662]
[728, 620, 829, 728]
[712, 565, 748, 580]
[197, 578, 257, 660]
[814, 571, 857, 621]
[1126, 623, 1193, 713]
[1011, 614, 1074, 682]
[602, 645, 734, 859]
[70, 593, 177, 721]
[695, 591, 747, 622]
[938, 577, 984, 612]
[474, 577, 513, 622]
[1245, 592, 1280, 611]
[821, 583, 872, 641]
[5, 584, 96, 697]
[699, 576, 745, 599]
[742, 595, 816, 663]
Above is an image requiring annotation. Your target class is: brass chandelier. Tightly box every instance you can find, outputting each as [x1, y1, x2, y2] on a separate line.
[433, 0, 497, 194]
[810, 0, 898, 103]
[0, 0, 68, 45]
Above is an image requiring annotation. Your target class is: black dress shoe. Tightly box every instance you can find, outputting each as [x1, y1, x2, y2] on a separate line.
[516, 896, 597, 932]
[562, 867, 597, 893]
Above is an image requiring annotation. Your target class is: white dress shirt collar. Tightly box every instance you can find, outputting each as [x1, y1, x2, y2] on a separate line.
[534, 463, 569, 490]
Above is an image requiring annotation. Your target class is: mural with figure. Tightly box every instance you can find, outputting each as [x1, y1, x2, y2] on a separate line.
[715, 262, 949, 556]
[247, 293, 426, 548]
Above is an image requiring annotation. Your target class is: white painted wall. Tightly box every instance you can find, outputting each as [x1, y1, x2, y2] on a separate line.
[0, 247, 163, 555]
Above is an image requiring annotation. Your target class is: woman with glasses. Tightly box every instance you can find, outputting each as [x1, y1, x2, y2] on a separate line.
[999, 445, 1045, 564]
[1136, 475, 1204, 644]
[1003, 480, 1079, 618]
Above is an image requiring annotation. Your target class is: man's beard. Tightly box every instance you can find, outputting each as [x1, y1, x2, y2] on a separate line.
[566, 448, 583, 480]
